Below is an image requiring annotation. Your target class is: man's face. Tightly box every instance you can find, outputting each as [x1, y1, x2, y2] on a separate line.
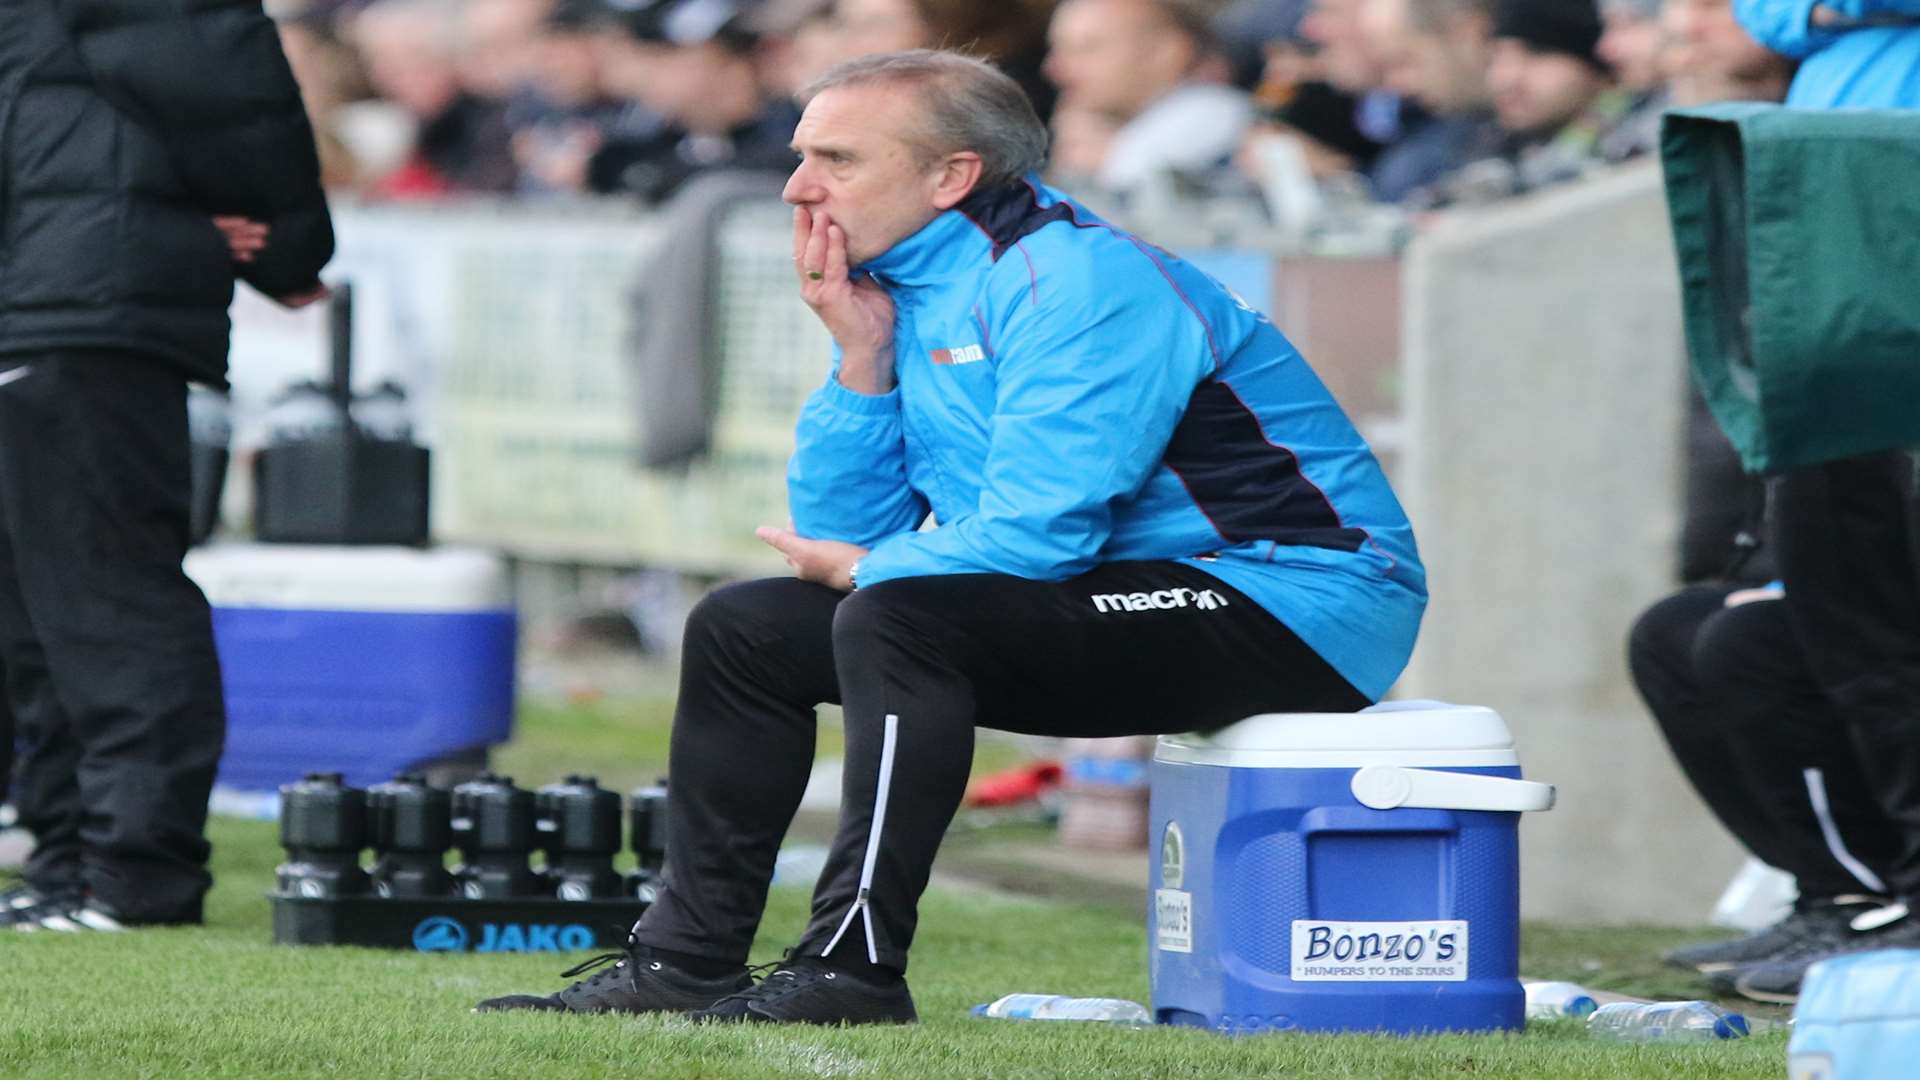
[645, 43, 762, 135]
[1302, 0, 1386, 93]
[1045, 0, 1182, 120]
[1487, 41, 1607, 136]
[1662, 0, 1785, 102]
[1597, 6, 1666, 92]
[356, 19, 463, 119]
[782, 84, 949, 266]
[1360, 0, 1491, 114]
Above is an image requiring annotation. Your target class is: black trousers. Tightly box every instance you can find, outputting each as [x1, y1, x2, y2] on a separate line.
[1629, 585, 1902, 901]
[632, 566, 1368, 972]
[1772, 453, 1920, 901]
[0, 350, 225, 920]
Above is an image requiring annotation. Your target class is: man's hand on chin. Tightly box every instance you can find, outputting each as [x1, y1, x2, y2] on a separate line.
[756, 526, 868, 592]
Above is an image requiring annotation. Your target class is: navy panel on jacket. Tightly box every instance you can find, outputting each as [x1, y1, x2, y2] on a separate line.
[1164, 379, 1368, 553]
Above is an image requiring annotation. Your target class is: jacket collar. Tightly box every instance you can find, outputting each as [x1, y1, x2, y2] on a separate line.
[858, 181, 1030, 286]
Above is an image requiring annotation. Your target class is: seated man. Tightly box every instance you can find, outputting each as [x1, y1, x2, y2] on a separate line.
[1630, 580, 1903, 1003]
[477, 49, 1427, 1026]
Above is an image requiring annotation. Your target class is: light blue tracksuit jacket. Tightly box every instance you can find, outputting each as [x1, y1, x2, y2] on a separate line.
[786, 180, 1426, 700]
[1736, 0, 1920, 107]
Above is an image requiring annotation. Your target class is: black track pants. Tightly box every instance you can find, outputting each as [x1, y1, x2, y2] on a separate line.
[632, 565, 1368, 972]
[1629, 585, 1901, 900]
[1772, 453, 1920, 902]
[0, 351, 225, 920]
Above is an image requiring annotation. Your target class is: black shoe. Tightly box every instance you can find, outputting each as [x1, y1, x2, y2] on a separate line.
[0, 884, 88, 930]
[1665, 895, 1888, 973]
[687, 956, 917, 1026]
[1710, 904, 1920, 1004]
[12, 896, 139, 933]
[473, 936, 752, 1015]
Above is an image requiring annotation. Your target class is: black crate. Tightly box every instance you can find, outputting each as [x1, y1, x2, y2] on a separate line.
[270, 893, 649, 953]
[254, 435, 431, 546]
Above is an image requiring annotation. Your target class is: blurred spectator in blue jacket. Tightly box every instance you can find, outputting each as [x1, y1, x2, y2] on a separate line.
[1358, 0, 1508, 203]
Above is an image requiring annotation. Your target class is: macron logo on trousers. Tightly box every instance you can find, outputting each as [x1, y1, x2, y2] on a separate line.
[1091, 588, 1230, 614]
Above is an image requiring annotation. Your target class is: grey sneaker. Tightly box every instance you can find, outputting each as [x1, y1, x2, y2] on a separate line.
[1665, 895, 1888, 973]
[473, 935, 751, 1015]
[1713, 904, 1920, 1004]
[687, 956, 917, 1026]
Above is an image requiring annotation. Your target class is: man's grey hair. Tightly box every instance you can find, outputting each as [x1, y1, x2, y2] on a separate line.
[800, 50, 1049, 188]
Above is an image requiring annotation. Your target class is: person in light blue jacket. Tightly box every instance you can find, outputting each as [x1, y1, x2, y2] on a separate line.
[476, 48, 1425, 1027]
[1735, 0, 1920, 106]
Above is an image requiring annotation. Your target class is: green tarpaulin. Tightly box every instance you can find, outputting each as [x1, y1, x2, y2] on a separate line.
[1661, 104, 1920, 474]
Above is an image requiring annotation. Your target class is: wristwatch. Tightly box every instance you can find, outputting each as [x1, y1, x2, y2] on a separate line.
[848, 561, 861, 591]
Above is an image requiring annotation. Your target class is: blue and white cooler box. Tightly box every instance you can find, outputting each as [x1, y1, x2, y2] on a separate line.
[185, 543, 517, 792]
[1148, 701, 1555, 1035]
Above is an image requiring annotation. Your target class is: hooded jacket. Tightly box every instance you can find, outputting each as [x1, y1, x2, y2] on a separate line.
[787, 180, 1426, 700]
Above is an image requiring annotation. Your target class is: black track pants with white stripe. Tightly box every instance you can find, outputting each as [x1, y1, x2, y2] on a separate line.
[632, 565, 1368, 972]
[1629, 584, 1902, 900]
[1772, 454, 1920, 902]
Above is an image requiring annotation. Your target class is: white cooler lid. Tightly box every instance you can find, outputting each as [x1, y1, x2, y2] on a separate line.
[1154, 701, 1519, 768]
[185, 542, 512, 612]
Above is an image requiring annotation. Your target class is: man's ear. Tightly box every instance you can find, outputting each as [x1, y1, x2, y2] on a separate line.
[930, 151, 986, 210]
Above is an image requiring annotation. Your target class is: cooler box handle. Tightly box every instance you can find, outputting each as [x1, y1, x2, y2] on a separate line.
[1350, 765, 1557, 813]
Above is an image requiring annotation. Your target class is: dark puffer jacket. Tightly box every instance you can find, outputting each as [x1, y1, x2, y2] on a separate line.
[0, 0, 333, 385]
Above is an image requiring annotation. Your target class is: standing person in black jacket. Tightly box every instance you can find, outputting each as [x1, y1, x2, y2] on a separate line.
[0, 0, 334, 931]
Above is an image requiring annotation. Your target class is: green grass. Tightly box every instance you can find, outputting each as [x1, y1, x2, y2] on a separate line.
[0, 699, 1790, 1078]
[0, 816, 1789, 1079]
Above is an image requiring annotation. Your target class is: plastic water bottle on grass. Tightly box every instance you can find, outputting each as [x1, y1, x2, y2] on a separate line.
[971, 994, 1152, 1025]
[1524, 981, 1599, 1019]
[1588, 1001, 1749, 1041]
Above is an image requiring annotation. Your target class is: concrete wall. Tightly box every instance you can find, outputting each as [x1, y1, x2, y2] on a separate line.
[1396, 165, 1746, 923]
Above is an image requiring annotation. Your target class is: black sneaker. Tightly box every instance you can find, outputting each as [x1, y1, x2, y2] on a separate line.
[0, 884, 88, 930]
[687, 956, 917, 1026]
[1710, 904, 1920, 1004]
[1665, 895, 1888, 972]
[13, 897, 134, 933]
[473, 935, 752, 1015]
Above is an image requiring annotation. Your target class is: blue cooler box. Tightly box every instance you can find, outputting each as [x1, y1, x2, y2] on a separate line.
[1148, 701, 1554, 1035]
[185, 543, 517, 791]
[1790, 949, 1920, 1079]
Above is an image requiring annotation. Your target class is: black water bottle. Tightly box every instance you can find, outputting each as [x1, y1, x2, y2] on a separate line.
[536, 775, 624, 900]
[367, 773, 454, 899]
[277, 772, 370, 898]
[626, 778, 669, 902]
[450, 773, 538, 899]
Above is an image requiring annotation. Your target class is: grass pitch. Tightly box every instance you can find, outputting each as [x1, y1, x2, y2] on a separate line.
[0, 699, 1789, 1078]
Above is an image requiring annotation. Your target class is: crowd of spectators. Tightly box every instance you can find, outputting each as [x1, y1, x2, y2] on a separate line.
[272, 0, 1804, 222]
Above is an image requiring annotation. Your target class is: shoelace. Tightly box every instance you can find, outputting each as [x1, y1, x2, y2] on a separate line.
[556, 926, 648, 983]
[705, 953, 820, 1010]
